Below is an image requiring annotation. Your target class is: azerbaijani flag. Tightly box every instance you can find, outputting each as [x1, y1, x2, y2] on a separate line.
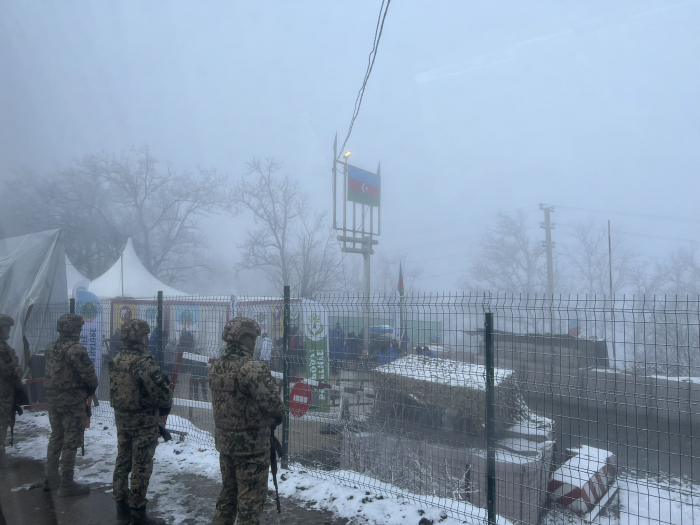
[347, 165, 381, 207]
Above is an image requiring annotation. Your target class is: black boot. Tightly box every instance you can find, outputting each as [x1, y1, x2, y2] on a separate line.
[57, 470, 90, 497]
[130, 507, 165, 525]
[116, 500, 131, 523]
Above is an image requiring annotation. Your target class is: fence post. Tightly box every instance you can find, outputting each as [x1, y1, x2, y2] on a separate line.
[69, 298, 75, 314]
[485, 311, 496, 525]
[157, 291, 164, 366]
[282, 285, 290, 468]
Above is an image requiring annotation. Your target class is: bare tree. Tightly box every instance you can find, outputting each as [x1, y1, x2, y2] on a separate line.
[653, 247, 700, 295]
[2, 164, 124, 278]
[230, 158, 342, 296]
[291, 212, 343, 296]
[636, 248, 700, 375]
[459, 211, 546, 293]
[1, 146, 226, 284]
[374, 254, 423, 296]
[91, 146, 227, 283]
[563, 220, 640, 295]
[340, 253, 423, 296]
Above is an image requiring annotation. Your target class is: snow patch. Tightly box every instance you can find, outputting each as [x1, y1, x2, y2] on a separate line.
[374, 356, 512, 389]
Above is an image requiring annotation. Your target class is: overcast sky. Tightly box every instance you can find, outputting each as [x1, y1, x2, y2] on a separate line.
[1, 1, 699, 291]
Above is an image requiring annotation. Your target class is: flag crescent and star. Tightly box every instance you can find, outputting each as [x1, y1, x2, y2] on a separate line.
[347, 165, 381, 207]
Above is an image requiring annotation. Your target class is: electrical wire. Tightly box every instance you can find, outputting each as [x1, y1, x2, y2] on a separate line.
[338, 0, 392, 158]
[556, 204, 700, 225]
[557, 221, 700, 245]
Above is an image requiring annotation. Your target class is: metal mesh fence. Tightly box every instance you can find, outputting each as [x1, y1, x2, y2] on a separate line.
[20, 293, 700, 524]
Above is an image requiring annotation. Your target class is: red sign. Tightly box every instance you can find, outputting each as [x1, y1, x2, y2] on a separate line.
[289, 382, 312, 418]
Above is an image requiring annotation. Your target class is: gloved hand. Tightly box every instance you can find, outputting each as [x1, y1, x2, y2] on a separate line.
[86, 386, 97, 398]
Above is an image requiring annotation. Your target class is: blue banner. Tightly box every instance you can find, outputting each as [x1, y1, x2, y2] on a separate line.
[77, 290, 103, 388]
[175, 304, 199, 330]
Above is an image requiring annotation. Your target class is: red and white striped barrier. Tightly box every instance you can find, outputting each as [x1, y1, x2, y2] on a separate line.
[547, 445, 617, 517]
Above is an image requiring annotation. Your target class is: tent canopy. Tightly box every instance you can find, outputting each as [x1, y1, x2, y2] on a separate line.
[88, 238, 187, 299]
[0, 229, 68, 369]
[66, 254, 88, 296]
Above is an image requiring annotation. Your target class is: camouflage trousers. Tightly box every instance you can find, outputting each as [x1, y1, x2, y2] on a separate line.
[0, 395, 13, 428]
[0, 425, 7, 460]
[0, 395, 12, 454]
[212, 451, 270, 525]
[113, 424, 158, 511]
[46, 403, 86, 475]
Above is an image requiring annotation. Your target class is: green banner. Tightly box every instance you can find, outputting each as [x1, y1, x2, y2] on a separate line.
[304, 310, 330, 412]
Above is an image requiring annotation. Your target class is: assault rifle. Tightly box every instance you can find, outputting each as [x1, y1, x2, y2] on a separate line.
[270, 433, 283, 514]
[159, 425, 172, 442]
[10, 388, 29, 446]
[82, 394, 99, 456]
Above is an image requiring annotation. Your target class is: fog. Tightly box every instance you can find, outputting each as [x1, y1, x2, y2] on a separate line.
[1, 1, 699, 294]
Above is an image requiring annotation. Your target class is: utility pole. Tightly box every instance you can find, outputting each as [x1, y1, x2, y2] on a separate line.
[608, 220, 613, 298]
[540, 204, 556, 295]
[608, 220, 617, 363]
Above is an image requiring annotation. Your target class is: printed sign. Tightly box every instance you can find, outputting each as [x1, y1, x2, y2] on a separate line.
[176, 305, 199, 329]
[77, 290, 103, 387]
[289, 381, 312, 418]
[303, 308, 329, 412]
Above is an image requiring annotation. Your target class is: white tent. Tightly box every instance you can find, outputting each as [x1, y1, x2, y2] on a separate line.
[66, 254, 89, 297]
[88, 238, 188, 299]
[0, 230, 68, 369]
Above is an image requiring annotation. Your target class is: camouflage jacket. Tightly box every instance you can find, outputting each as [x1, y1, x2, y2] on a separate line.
[210, 342, 284, 456]
[0, 341, 22, 401]
[109, 343, 172, 429]
[44, 336, 98, 406]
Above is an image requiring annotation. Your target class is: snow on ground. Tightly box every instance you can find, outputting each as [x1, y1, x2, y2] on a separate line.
[274, 469, 511, 525]
[374, 355, 513, 388]
[10, 406, 507, 524]
[650, 375, 700, 384]
[591, 369, 700, 384]
[12, 406, 699, 525]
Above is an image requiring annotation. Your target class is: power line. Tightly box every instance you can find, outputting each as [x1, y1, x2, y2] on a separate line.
[615, 230, 700, 245]
[338, 0, 392, 158]
[389, 204, 540, 238]
[556, 204, 700, 225]
[553, 250, 700, 291]
[558, 222, 700, 245]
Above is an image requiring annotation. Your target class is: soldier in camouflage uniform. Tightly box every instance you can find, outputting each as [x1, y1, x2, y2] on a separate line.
[209, 317, 285, 525]
[0, 314, 24, 469]
[44, 313, 99, 496]
[109, 319, 172, 525]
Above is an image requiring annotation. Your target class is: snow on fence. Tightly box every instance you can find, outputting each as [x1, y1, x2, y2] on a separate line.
[19, 293, 700, 524]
